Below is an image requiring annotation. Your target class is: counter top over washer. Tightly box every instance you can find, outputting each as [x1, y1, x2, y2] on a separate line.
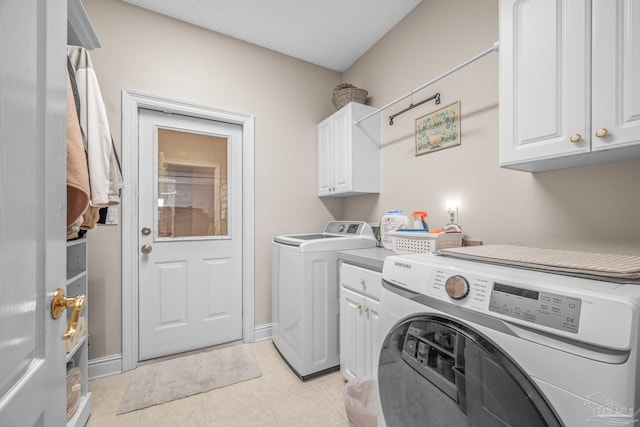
[338, 247, 394, 272]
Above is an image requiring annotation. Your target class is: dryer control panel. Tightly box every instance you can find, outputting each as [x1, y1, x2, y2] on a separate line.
[382, 252, 640, 350]
[488, 282, 582, 333]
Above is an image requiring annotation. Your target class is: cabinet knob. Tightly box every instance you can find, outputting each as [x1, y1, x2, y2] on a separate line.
[356, 303, 362, 310]
[363, 306, 369, 313]
[595, 128, 609, 138]
[360, 278, 366, 285]
[569, 133, 582, 143]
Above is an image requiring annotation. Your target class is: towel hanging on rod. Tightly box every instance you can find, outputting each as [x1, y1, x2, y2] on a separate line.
[354, 41, 499, 126]
[388, 92, 440, 125]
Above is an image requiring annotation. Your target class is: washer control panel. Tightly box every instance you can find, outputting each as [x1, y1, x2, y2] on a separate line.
[323, 221, 372, 236]
[488, 282, 582, 333]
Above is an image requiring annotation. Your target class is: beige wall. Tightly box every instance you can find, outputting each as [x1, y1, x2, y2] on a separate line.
[83, 0, 640, 361]
[82, 0, 344, 359]
[343, 0, 640, 256]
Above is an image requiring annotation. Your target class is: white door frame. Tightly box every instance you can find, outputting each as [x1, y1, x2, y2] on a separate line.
[121, 90, 255, 371]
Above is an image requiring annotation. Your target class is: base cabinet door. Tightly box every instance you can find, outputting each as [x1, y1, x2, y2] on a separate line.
[340, 287, 366, 381]
[339, 263, 382, 381]
[363, 298, 379, 378]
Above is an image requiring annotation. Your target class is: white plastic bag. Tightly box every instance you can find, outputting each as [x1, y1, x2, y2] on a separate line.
[343, 378, 377, 427]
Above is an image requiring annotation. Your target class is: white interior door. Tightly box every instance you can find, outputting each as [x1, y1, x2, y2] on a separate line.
[0, 0, 67, 425]
[138, 109, 243, 360]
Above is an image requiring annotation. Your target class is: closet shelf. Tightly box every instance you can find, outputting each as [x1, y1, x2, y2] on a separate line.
[66, 334, 88, 362]
[65, 237, 90, 426]
[66, 270, 87, 284]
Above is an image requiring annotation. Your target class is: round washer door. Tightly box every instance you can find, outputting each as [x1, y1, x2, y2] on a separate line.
[377, 315, 562, 427]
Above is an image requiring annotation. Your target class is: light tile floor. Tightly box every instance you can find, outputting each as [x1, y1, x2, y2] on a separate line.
[87, 340, 357, 427]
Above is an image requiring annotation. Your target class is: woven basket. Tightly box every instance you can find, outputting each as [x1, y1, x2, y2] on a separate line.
[332, 84, 368, 110]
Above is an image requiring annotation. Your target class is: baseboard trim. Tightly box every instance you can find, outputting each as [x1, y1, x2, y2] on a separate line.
[88, 354, 122, 380]
[254, 322, 276, 342]
[88, 323, 275, 380]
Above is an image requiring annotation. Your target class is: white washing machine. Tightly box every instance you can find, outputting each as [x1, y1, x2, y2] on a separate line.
[375, 252, 640, 426]
[272, 221, 377, 379]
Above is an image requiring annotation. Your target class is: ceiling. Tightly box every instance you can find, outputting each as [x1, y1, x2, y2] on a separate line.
[122, 0, 423, 72]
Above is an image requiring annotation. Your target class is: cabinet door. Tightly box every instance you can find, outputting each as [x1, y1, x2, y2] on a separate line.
[316, 107, 352, 196]
[340, 287, 366, 381]
[332, 107, 352, 194]
[500, 0, 590, 167]
[363, 298, 380, 379]
[591, 0, 640, 152]
[317, 119, 334, 196]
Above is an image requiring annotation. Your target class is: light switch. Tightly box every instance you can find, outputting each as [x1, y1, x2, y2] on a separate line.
[106, 207, 118, 225]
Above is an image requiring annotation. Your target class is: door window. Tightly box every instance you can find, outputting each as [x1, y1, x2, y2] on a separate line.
[156, 128, 228, 239]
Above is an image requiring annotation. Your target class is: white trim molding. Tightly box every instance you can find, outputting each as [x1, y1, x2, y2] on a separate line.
[67, 0, 101, 49]
[121, 90, 255, 372]
[253, 322, 277, 343]
[88, 354, 122, 381]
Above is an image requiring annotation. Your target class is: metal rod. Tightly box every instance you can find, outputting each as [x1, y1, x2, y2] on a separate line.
[388, 93, 440, 125]
[354, 41, 499, 125]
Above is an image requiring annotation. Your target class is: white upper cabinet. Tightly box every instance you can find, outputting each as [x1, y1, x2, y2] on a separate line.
[317, 102, 380, 197]
[591, 0, 640, 153]
[499, 0, 640, 172]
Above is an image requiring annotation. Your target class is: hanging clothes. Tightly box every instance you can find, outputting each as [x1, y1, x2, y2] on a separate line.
[67, 46, 122, 205]
[66, 70, 90, 229]
[67, 45, 123, 230]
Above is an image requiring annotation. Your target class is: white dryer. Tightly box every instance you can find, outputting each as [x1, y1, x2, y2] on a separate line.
[375, 252, 640, 426]
[272, 221, 377, 379]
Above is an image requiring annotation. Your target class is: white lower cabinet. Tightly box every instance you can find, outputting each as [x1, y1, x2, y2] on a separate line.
[339, 263, 381, 381]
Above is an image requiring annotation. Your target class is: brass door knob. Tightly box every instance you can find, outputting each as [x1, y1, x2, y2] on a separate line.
[141, 244, 153, 254]
[51, 288, 86, 340]
[595, 128, 609, 138]
[569, 133, 582, 143]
